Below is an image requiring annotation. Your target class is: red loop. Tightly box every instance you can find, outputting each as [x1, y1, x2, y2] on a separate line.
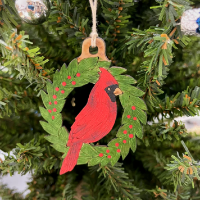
[106, 149, 110, 153]
[117, 149, 121, 153]
[49, 102, 52, 105]
[115, 143, 119, 147]
[99, 153, 104, 157]
[123, 140, 127, 144]
[48, 110, 52, 113]
[52, 116, 55, 120]
[133, 117, 137, 121]
[61, 90, 65, 94]
[107, 155, 111, 159]
[129, 125, 133, 129]
[53, 95, 57, 99]
[127, 115, 131, 119]
[67, 76, 71, 79]
[53, 108, 57, 112]
[54, 101, 58, 105]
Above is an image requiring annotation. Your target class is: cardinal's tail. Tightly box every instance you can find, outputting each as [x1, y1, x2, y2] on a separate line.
[60, 143, 82, 175]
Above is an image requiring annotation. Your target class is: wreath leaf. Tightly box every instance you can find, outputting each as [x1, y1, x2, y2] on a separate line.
[40, 57, 147, 168]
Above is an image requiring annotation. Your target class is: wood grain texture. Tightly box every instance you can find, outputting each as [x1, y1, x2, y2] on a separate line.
[77, 37, 109, 62]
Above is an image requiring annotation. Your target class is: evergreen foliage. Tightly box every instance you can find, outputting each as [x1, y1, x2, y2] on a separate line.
[1, 0, 200, 199]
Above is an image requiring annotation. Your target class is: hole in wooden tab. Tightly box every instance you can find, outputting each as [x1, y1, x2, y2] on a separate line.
[89, 46, 98, 55]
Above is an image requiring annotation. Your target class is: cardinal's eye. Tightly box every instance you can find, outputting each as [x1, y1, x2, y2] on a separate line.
[108, 88, 110, 91]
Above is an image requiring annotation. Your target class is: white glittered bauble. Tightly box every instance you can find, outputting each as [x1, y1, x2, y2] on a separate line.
[181, 8, 200, 36]
[15, 0, 50, 25]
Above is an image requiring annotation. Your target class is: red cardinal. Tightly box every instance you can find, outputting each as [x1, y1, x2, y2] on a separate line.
[60, 67, 122, 175]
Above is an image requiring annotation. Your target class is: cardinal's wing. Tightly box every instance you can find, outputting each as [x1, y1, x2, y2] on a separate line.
[69, 103, 110, 142]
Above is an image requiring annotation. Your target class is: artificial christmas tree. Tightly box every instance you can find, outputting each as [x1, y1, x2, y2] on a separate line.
[1, 0, 200, 199]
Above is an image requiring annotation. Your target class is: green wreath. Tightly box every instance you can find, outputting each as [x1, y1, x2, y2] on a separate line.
[40, 57, 147, 167]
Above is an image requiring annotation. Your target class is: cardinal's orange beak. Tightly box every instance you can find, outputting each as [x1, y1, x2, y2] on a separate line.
[114, 88, 123, 96]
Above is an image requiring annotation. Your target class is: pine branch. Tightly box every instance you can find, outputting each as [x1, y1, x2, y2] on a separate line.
[143, 120, 187, 146]
[0, 182, 24, 200]
[165, 140, 200, 191]
[84, 163, 142, 200]
[0, 30, 50, 90]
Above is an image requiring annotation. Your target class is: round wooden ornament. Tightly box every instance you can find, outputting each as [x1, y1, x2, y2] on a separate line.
[40, 37, 147, 175]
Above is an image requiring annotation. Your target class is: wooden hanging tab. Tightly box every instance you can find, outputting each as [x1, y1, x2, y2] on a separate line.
[78, 37, 109, 62]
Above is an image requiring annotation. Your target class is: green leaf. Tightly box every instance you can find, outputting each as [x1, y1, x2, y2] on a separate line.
[67, 58, 78, 77]
[129, 96, 147, 110]
[41, 90, 51, 109]
[96, 61, 111, 69]
[115, 75, 137, 85]
[59, 127, 69, 142]
[81, 144, 97, 156]
[39, 107, 51, 122]
[88, 157, 101, 166]
[51, 113, 62, 129]
[45, 135, 66, 146]
[132, 120, 143, 139]
[110, 152, 120, 166]
[129, 137, 136, 152]
[109, 67, 127, 75]
[119, 93, 129, 108]
[40, 121, 59, 136]
[46, 81, 54, 96]
[119, 84, 145, 97]
[131, 107, 147, 124]
[121, 143, 130, 160]
[101, 157, 110, 167]
[78, 57, 98, 72]
[53, 100, 66, 112]
[77, 156, 90, 165]
[51, 144, 69, 153]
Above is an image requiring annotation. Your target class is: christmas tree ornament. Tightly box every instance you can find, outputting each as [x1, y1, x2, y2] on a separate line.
[181, 8, 200, 35]
[40, 0, 147, 175]
[15, 0, 50, 25]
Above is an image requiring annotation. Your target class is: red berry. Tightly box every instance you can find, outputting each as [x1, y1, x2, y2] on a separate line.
[107, 155, 111, 159]
[123, 130, 127, 134]
[49, 102, 52, 105]
[55, 87, 59, 91]
[76, 73, 80, 77]
[123, 140, 127, 144]
[61, 90, 65, 94]
[133, 117, 137, 121]
[99, 153, 104, 157]
[53, 108, 57, 112]
[53, 95, 57, 99]
[52, 116, 55, 120]
[67, 76, 71, 79]
[62, 82, 66, 86]
[129, 134, 134, 138]
[72, 81, 76, 85]
[132, 106, 136, 110]
[115, 143, 119, 147]
[48, 110, 52, 113]
[117, 149, 121, 153]
[127, 115, 131, 119]
[106, 149, 110, 153]
[129, 125, 133, 129]
[54, 101, 58, 105]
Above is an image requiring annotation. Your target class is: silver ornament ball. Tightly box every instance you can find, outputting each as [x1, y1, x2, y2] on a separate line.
[15, 0, 50, 25]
